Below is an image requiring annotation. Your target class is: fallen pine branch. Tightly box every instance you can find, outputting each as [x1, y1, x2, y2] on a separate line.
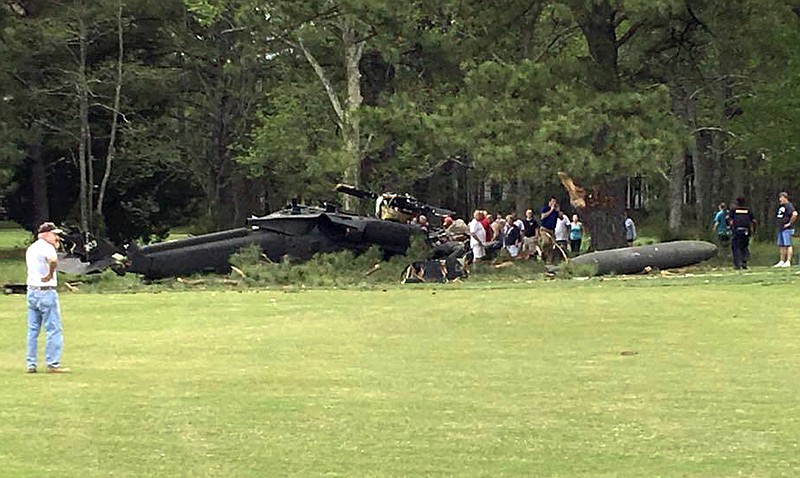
[177, 277, 205, 286]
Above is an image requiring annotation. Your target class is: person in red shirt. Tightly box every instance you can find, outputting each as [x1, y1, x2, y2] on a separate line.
[481, 211, 493, 241]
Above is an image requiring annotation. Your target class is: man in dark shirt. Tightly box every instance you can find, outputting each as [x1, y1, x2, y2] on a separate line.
[730, 197, 756, 270]
[774, 192, 798, 267]
[540, 197, 558, 231]
[503, 214, 522, 258]
[522, 209, 539, 237]
[521, 209, 539, 259]
[539, 197, 559, 264]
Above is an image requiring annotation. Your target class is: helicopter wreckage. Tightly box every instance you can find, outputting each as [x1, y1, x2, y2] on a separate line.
[58, 184, 470, 282]
[52, 181, 718, 285]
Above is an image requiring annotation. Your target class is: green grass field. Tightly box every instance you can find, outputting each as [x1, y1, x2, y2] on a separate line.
[0, 221, 32, 250]
[2, 277, 800, 477]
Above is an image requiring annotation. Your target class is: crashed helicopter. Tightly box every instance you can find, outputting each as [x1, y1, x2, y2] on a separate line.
[58, 184, 465, 280]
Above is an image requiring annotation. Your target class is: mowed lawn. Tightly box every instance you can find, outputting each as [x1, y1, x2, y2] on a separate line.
[1, 281, 799, 477]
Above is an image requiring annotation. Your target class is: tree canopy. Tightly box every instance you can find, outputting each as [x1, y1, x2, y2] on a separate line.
[1, 0, 799, 244]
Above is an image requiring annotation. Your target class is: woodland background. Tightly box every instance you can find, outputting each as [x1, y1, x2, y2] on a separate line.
[1, 0, 799, 247]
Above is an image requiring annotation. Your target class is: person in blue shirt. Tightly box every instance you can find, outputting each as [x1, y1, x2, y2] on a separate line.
[712, 203, 731, 244]
[569, 214, 584, 254]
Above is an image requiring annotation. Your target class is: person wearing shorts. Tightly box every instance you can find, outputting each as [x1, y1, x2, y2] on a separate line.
[774, 192, 797, 267]
[521, 209, 539, 259]
[468, 210, 487, 262]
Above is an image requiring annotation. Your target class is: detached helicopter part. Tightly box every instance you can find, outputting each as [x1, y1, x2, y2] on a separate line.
[335, 183, 456, 222]
[570, 240, 718, 275]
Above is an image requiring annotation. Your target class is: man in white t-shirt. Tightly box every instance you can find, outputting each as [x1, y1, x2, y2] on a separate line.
[554, 210, 571, 249]
[468, 210, 487, 261]
[26, 222, 69, 373]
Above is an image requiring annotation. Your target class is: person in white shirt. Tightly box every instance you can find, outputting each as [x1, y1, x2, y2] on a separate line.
[554, 209, 571, 250]
[468, 210, 487, 261]
[625, 210, 637, 246]
[26, 222, 69, 374]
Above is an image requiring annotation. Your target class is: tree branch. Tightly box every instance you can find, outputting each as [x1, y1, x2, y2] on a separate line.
[97, 0, 124, 219]
[686, 0, 712, 36]
[297, 36, 344, 130]
[691, 127, 737, 138]
[33, 118, 79, 141]
[616, 20, 644, 47]
[534, 25, 580, 62]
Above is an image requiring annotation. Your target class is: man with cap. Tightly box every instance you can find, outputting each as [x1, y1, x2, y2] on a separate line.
[25, 222, 69, 373]
[729, 197, 756, 270]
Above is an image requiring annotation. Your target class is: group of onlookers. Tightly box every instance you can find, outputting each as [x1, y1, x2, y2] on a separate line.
[426, 197, 648, 265]
[459, 198, 585, 264]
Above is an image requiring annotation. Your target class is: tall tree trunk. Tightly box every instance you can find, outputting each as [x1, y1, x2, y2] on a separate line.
[668, 84, 692, 236]
[29, 125, 49, 228]
[232, 173, 266, 226]
[575, 0, 619, 92]
[693, 130, 713, 230]
[731, 157, 744, 201]
[582, 178, 628, 251]
[204, 88, 231, 226]
[96, 0, 124, 224]
[574, 0, 626, 250]
[667, 151, 685, 236]
[515, 174, 529, 217]
[341, 16, 364, 212]
[77, 6, 90, 233]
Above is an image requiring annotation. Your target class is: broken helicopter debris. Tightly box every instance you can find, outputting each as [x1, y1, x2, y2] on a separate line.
[43, 183, 718, 284]
[56, 185, 468, 281]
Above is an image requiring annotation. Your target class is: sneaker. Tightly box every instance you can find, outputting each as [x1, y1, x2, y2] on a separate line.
[45, 366, 70, 374]
[26, 366, 37, 374]
[774, 261, 786, 267]
[781, 262, 792, 268]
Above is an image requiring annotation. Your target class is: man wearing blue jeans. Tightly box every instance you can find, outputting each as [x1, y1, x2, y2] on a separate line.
[26, 222, 69, 373]
[774, 192, 797, 268]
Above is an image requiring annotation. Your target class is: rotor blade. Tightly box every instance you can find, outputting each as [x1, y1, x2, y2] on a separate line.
[335, 183, 379, 200]
[420, 204, 456, 217]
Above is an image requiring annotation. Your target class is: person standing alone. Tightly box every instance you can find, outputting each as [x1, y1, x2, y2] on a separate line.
[26, 222, 69, 373]
[774, 192, 797, 267]
[730, 197, 756, 270]
[624, 210, 637, 247]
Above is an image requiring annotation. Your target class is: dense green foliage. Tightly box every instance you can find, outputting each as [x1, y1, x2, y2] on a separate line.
[2, 0, 799, 241]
